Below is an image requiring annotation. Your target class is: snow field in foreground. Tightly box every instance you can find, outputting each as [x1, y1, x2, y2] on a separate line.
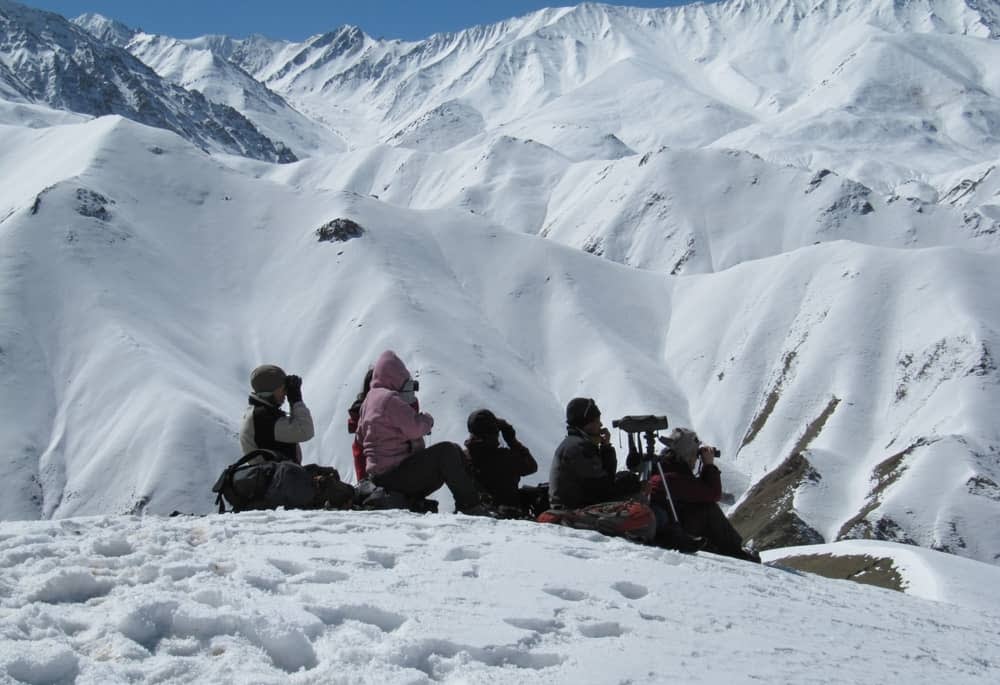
[1, 510, 999, 684]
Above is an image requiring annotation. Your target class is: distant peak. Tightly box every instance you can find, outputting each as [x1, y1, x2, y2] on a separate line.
[72, 12, 138, 47]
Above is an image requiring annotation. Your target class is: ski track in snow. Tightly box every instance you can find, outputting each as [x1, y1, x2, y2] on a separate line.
[1, 510, 999, 684]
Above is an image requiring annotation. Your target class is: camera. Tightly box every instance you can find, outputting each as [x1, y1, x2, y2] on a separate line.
[611, 415, 669, 433]
[402, 378, 419, 392]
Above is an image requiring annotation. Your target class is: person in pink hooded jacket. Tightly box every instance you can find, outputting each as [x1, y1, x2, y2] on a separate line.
[357, 350, 488, 515]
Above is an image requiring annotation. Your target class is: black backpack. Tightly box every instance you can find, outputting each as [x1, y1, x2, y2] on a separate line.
[212, 450, 355, 513]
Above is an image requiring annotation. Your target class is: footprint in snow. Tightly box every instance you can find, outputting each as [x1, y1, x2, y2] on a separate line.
[92, 537, 134, 557]
[443, 546, 481, 561]
[611, 581, 649, 600]
[543, 587, 588, 602]
[306, 603, 407, 632]
[504, 617, 565, 634]
[578, 621, 628, 638]
[365, 550, 397, 569]
[269, 558, 306, 576]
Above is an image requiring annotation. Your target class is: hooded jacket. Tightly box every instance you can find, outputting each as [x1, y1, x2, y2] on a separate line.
[357, 350, 434, 477]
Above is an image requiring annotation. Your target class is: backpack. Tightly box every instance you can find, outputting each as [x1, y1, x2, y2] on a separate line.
[511, 483, 549, 520]
[537, 500, 657, 544]
[212, 450, 355, 513]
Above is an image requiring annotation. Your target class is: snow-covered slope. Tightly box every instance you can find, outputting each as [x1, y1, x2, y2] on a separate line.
[0, 0, 294, 162]
[1, 115, 998, 567]
[270, 142, 999, 271]
[764, 539, 1000, 608]
[1, 510, 999, 684]
[1, 0, 1000, 571]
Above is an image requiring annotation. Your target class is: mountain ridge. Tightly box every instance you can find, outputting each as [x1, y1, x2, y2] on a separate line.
[0, 0, 295, 161]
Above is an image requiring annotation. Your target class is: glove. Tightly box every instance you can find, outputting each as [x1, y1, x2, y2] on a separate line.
[498, 419, 516, 443]
[285, 375, 303, 404]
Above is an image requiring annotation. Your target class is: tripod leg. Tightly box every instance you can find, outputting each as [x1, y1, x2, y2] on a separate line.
[655, 461, 680, 523]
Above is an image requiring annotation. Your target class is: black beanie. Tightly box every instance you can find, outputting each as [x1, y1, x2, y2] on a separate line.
[566, 397, 600, 428]
[467, 409, 500, 437]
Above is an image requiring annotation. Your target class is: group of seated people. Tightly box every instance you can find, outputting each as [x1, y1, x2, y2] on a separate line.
[240, 349, 759, 562]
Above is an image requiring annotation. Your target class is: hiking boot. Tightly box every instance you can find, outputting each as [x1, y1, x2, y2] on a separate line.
[459, 503, 500, 518]
[739, 546, 762, 564]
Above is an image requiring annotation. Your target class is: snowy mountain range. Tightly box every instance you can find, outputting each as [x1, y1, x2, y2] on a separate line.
[1, 0, 999, 581]
[0, 0, 294, 161]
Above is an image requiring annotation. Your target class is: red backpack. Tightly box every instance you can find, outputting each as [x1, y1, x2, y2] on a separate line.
[538, 500, 656, 544]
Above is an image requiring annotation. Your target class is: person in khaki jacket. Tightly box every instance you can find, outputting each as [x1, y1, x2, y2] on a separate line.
[240, 364, 314, 463]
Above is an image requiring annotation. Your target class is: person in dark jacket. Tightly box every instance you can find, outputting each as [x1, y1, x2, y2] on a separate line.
[464, 409, 538, 513]
[650, 427, 760, 562]
[548, 397, 617, 510]
[240, 364, 314, 463]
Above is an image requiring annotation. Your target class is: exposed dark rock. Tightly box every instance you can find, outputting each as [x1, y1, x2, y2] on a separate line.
[821, 179, 876, 225]
[730, 452, 824, 550]
[962, 211, 1000, 236]
[75, 188, 114, 221]
[969, 343, 997, 376]
[933, 521, 968, 554]
[740, 350, 798, 449]
[805, 168, 833, 194]
[733, 397, 840, 550]
[941, 166, 994, 206]
[316, 218, 365, 243]
[792, 397, 840, 456]
[837, 439, 932, 541]
[669, 236, 696, 275]
[774, 553, 905, 592]
[968, 476, 1000, 501]
[582, 235, 604, 256]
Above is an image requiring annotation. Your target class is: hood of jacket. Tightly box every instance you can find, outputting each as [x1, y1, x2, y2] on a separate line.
[370, 350, 411, 391]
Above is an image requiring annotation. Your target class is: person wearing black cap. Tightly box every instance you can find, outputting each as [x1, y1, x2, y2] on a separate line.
[548, 397, 617, 510]
[464, 409, 538, 513]
[239, 364, 314, 463]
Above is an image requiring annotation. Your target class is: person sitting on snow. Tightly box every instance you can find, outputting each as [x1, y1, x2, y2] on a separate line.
[651, 427, 760, 563]
[240, 364, 314, 463]
[548, 398, 619, 510]
[542, 398, 652, 541]
[357, 350, 492, 516]
[464, 409, 538, 516]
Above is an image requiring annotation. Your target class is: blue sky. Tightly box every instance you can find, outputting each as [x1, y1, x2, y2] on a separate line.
[23, 1, 703, 41]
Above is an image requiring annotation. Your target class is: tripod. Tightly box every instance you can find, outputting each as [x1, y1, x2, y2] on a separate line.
[626, 429, 679, 523]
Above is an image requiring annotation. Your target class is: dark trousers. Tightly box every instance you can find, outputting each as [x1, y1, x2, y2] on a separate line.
[373, 442, 481, 511]
[653, 501, 746, 558]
